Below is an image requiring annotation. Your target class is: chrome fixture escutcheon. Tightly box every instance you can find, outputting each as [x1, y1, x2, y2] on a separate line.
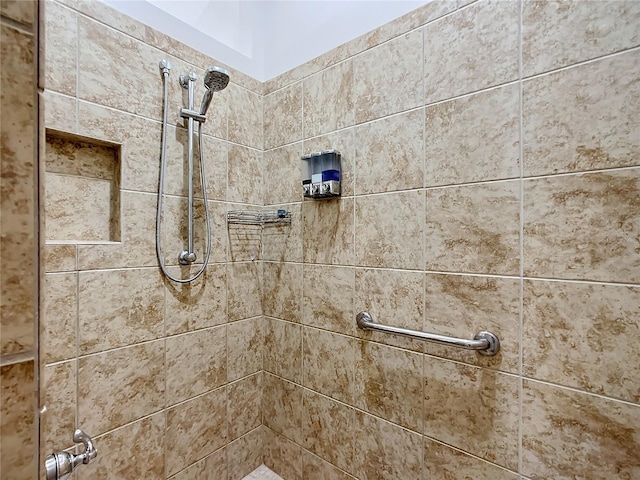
[45, 429, 97, 480]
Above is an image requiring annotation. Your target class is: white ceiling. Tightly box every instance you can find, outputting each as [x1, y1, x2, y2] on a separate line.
[102, 0, 428, 81]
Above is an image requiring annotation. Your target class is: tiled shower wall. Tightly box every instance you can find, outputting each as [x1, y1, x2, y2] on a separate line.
[260, 1, 640, 479]
[41, 0, 265, 478]
[0, 0, 38, 478]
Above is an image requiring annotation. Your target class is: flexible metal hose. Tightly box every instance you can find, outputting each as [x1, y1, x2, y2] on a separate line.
[156, 71, 212, 283]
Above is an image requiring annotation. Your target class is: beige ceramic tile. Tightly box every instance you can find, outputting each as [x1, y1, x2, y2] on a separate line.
[303, 60, 354, 137]
[0, 361, 35, 479]
[302, 450, 356, 480]
[522, 379, 640, 480]
[302, 265, 355, 336]
[354, 411, 423, 480]
[228, 373, 261, 440]
[355, 268, 424, 352]
[228, 83, 263, 149]
[523, 51, 640, 177]
[168, 448, 226, 480]
[166, 326, 227, 406]
[78, 341, 164, 435]
[264, 427, 303, 480]
[0, 0, 34, 25]
[42, 273, 77, 364]
[426, 84, 520, 186]
[523, 170, 640, 283]
[302, 390, 355, 472]
[426, 181, 520, 275]
[264, 143, 303, 205]
[524, 280, 640, 403]
[45, 133, 118, 181]
[44, 244, 76, 273]
[425, 274, 520, 372]
[165, 263, 226, 335]
[227, 262, 262, 321]
[264, 82, 302, 149]
[262, 202, 303, 263]
[423, 438, 519, 480]
[44, 91, 77, 133]
[77, 413, 165, 480]
[424, 0, 519, 103]
[355, 341, 423, 433]
[355, 190, 424, 270]
[302, 197, 354, 266]
[423, 357, 519, 470]
[57, 0, 147, 40]
[354, 30, 423, 123]
[78, 268, 164, 354]
[262, 373, 303, 444]
[355, 109, 424, 194]
[40, 362, 75, 461]
[522, 0, 640, 77]
[263, 262, 302, 323]
[226, 428, 263, 480]
[166, 387, 227, 477]
[227, 318, 262, 381]
[263, 318, 302, 384]
[303, 328, 355, 403]
[227, 144, 263, 205]
[44, 1, 76, 95]
[303, 127, 355, 197]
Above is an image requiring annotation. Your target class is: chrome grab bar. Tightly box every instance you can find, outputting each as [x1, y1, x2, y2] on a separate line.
[356, 311, 500, 356]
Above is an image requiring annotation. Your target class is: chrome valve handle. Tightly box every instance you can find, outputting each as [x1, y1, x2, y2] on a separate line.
[45, 429, 97, 480]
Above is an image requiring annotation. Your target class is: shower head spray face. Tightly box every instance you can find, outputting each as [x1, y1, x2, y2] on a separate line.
[200, 66, 230, 115]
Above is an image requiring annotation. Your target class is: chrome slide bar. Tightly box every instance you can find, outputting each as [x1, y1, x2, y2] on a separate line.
[356, 311, 500, 356]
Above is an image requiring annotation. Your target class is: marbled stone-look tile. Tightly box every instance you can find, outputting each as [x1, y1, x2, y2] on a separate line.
[166, 326, 227, 406]
[228, 373, 262, 440]
[0, 361, 35, 480]
[44, 1, 76, 95]
[228, 83, 263, 149]
[303, 328, 355, 403]
[262, 203, 303, 263]
[354, 411, 423, 480]
[355, 109, 424, 194]
[355, 341, 423, 432]
[166, 387, 227, 477]
[44, 90, 77, 133]
[264, 427, 303, 480]
[355, 268, 424, 352]
[425, 274, 520, 372]
[302, 198, 354, 266]
[57, 0, 147, 41]
[303, 60, 354, 138]
[355, 190, 424, 270]
[77, 413, 165, 480]
[78, 268, 164, 354]
[355, 30, 423, 123]
[40, 362, 76, 460]
[45, 244, 76, 273]
[228, 144, 263, 205]
[522, 380, 640, 480]
[522, 0, 640, 77]
[227, 318, 262, 381]
[0, 0, 34, 25]
[423, 438, 519, 480]
[264, 143, 303, 205]
[426, 181, 520, 275]
[263, 318, 302, 384]
[524, 280, 640, 403]
[424, 0, 519, 103]
[262, 373, 303, 444]
[228, 262, 262, 321]
[303, 127, 355, 197]
[426, 84, 520, 186]
[264, 82, 302, 149]
[302, 265, 354, 336]
[78, 341, 165, 435]
[226, 427, 263, 480]
[302, 390, 355, 472]
[303, 451, 356, 480]
[165, 263, 226, 335]
[42, 273, 77, 363]
[423, 357, 519, 470]
[169, 448, 226, 480]
[523, 170, 640, 283]
[263, 262, 302, 323]
[523, 50, 640, 177]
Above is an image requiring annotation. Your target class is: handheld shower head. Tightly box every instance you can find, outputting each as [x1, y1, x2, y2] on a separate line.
[200, 66, 230, 115]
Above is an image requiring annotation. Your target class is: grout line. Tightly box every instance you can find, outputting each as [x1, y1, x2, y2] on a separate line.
[0, 350, 35, 367]
[0, 14, 34, 34]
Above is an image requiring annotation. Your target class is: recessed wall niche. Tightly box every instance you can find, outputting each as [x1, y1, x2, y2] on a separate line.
[45, 130, 121, 243]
